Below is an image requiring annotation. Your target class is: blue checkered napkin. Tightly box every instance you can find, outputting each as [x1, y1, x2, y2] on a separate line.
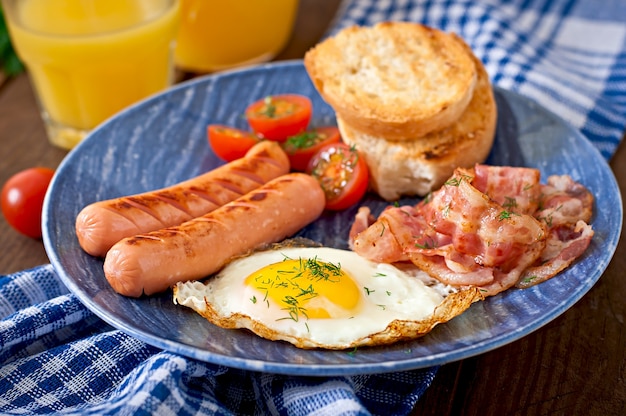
[0, 265, 437, 415]
[329, 0, 626, 160]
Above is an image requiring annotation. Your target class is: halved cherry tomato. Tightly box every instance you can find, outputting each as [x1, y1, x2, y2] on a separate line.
[281, 126, 341, 171]
[208, 124, 261, 162]
[1, 167, 55, 238]
[245, 94, 312, 141]
[307, 143, 369, 211]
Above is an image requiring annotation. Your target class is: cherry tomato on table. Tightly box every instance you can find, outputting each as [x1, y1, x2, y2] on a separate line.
[307, 143, 369, 211]
[281, 126, 341, 171]
[1, 167, 55, 238]
[245, 94, 312, 141]
[208, 124, 261, 162]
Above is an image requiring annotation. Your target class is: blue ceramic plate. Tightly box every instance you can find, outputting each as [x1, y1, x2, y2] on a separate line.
[43, 61, 622, 376]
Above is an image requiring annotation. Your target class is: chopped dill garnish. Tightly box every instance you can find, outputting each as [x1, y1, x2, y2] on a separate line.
[442, 203, 451, 218]
[283, 131, 322, 150]
[260, 96, 276, 117]
[498, 210, 519, 221]
[445, 174, 473, 187]
[415, 236, 436, 249]
[502, 196, 518, 210]
[278, 296, 309, 322]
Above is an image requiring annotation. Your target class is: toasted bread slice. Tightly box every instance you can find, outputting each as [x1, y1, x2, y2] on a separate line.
[304, 22, 477, 140]
[339, 48, 497, 200]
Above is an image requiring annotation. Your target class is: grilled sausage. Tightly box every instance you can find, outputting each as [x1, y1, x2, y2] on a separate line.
[76, 141, 290, 257]
[103, 173, 325, 297]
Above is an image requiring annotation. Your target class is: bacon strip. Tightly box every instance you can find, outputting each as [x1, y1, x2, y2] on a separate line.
[350, 165, 594, 297]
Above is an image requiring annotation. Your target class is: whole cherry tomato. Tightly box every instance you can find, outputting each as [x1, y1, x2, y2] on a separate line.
[307, 143, 369, 211]
[207, 124, 261, 162]
[1, 167, 55, 238]
[281, 126, 341, 171]
[245, 94, 312, 141]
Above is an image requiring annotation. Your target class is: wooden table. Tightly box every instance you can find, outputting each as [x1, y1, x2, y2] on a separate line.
[1, 1, 624, 414]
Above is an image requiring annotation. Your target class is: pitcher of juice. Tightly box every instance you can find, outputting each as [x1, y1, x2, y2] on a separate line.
[174, 0, 298, 73]
[2, 0, 180, 149]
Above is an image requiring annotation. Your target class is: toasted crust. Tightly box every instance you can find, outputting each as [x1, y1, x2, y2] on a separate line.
[339, 48, 497, 201]
[304, 22, 478, 140]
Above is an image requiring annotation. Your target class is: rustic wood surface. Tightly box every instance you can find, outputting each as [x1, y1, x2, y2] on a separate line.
[0, 1, 624, 414]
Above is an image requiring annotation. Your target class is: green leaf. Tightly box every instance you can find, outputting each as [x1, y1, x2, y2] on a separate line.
[0, 6, 25, 76]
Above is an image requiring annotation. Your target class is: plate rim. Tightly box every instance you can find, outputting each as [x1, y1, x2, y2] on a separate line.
[42, 60, 622, 376]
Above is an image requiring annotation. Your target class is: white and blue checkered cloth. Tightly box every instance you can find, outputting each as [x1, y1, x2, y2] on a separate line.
[1, 1, 625, 414]
[330, 0, 626, 159]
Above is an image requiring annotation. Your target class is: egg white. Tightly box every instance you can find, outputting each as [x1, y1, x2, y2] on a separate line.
[174, 246, 480, 349]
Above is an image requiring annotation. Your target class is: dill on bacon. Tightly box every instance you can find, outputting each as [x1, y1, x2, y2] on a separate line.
[442, 203, 451, 218]
[497, 210, 520, 221]
[445, 174, 473, 187]
[502, 196, 518, 210]
[415, 236, 437, 250]
[520, 275, 538, 285]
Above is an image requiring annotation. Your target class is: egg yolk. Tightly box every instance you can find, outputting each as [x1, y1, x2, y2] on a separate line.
[244, 257, 362, 320]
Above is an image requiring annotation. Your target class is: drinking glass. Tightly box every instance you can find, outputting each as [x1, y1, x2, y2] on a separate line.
[174, 0, 298, 73]
[2, 0, 180, 149]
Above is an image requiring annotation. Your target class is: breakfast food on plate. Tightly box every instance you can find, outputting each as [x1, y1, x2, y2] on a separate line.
[173, 245, 482, 350]
[76, 140, 290, 257]
[307, 142, 370, 211]
[337, 48, 496, 200]
[244, 94, 313, 141]
[304, 22, 497, 200]
[350, 165, 594, 297]
[70, 21, 593, 350]
[304, 22, 478, 140]
[104, 173, 325, 297]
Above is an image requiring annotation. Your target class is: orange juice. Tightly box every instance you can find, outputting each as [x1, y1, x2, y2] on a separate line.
[175, 0, 298, 73]
[2, 0, 180, 149]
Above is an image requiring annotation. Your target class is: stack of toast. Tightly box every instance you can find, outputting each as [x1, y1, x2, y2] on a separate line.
[304, 22, 497, 200]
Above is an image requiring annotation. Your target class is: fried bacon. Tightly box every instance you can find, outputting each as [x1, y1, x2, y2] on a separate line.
[351, 165, 594, 297]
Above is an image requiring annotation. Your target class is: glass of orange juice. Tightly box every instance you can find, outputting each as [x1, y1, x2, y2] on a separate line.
[1, 0, 180, 149]
[174, 0, 298, 73]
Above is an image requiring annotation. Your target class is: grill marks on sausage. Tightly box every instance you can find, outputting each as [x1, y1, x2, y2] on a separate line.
[100, 175, 257, 228]
[75, 141, 290, 257]
[103, 173, 326, 297]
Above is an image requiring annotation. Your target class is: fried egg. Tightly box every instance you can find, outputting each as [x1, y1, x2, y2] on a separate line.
[173, 246, 481, 350]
